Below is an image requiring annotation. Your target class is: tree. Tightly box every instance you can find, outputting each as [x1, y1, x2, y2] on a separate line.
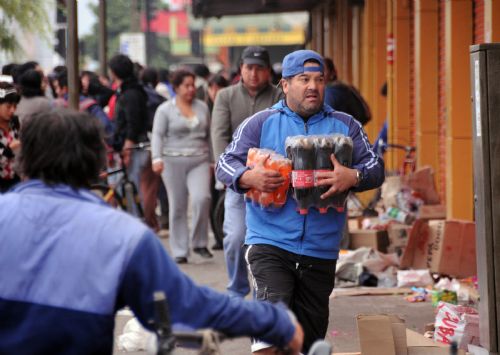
[0, 0, 50, 54]
[81, 0, 173, 68]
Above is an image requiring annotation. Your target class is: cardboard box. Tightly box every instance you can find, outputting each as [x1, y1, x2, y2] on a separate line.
[404, 166, 440, 205]
[348, 217, 362, 230]
[427, 220, 477, 278]
[349, 229, 389, 253]
[387, 224, 412, 256]
[400, 219, 431, 270]
[355, 314, 466, 355]
[400, 219, 477, 278]
[418, 204, 446, 220]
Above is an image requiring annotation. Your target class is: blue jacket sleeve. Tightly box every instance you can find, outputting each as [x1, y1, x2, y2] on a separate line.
[117, 232, 295, 348]
[349, 119, 385, 191]
[215, 111, 271, 193]
[89, 104, 116, 146]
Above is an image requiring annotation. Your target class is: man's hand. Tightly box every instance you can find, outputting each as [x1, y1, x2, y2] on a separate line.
[122, 139, 135, 167]
[315, 154, 358, 199]
[285, 320, 304, 355]
[252, 321, 304, 355]
[238, 154, 285, 192]
[152, 161, 164, 175]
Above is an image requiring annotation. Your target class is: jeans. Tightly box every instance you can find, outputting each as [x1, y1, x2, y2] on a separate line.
[127, 149, 150, 217]
[223, 189, 250, 298]
[246, 244, 337, 353]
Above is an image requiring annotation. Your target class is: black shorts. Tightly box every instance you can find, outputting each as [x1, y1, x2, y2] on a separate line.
[245, 244, 337, 353]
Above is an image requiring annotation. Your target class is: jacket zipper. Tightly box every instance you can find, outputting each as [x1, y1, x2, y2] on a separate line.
[304, 121, 308, 134]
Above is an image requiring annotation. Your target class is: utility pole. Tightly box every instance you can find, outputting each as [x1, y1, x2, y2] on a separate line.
[98, 0, 107, 77]
[67, 0, 79, 110]
[145, 0, 152, 66]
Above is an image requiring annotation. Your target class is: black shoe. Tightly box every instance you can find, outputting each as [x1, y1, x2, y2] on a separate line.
[193, 247, 213, 258]
[175, 257, 188, 264]
[211, 242, 223, 250]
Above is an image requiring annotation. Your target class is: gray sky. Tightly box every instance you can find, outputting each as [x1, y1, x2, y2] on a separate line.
[78, 0, 97, 36]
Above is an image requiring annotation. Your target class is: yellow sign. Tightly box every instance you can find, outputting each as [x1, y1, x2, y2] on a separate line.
[203, 30, 305, 47]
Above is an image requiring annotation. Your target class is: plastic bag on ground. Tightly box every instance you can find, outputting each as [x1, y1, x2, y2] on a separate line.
[397, 269, 434, 288]
[434, 301, 479, 350]
[117, 317, 155, 352]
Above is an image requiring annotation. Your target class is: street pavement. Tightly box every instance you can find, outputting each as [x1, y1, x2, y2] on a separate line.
[113, 229, 435, 355]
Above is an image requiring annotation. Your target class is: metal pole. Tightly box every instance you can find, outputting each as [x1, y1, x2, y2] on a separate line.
[67, 0, 79, 110]
[145, 0, 152, 66]
[98, 0, 108, 77]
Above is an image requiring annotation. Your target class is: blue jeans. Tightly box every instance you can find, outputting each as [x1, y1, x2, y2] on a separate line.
[223, 189, 250, 298]
[126, 149, 149, 217]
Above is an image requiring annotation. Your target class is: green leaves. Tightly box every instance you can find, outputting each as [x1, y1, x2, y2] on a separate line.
[0, 0, 50, 54]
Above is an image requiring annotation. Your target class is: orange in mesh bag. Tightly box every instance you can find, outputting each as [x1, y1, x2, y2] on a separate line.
[245, 148, 292, 209]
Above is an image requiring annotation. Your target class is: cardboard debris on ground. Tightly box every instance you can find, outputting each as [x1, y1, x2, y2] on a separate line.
[349, 229, 390, 253]
[353, 314, 468, 355]
[418, 204, 446, 220]
[330, 287, 413, 298]
[387, 223, 412, 256]
[404, 166, 441, 205]
[400, 219, 477, 278]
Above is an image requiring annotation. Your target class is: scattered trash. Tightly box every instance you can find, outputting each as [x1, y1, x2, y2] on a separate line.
[434, 302, 480, 350]
[117, 317, 155, 352]
[397, 269, 434, 288]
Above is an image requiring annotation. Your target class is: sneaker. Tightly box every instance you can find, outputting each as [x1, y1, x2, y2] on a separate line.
[211, 242, 223, 250]
[175, 257, 188, 264]
[193, 247, 213, 258]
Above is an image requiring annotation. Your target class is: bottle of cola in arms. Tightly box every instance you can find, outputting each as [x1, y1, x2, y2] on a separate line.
[313, 136, 335, 213]
[286, 136, 315, 214]
[331, 135, 353, 212]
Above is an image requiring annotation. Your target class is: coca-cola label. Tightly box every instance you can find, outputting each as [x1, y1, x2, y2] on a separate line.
[313, 169, 331, 185]
[292, 170, 314, 188]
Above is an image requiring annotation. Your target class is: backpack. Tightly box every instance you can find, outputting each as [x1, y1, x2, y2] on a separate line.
[327, 82, 372, 126]
[143, 85, 166, 132]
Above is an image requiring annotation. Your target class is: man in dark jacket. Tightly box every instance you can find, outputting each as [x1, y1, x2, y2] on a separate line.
[324, 57, 371, 126]
[109, 54, 159, 230]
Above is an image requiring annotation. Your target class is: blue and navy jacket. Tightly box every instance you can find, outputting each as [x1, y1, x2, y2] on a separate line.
[216, 100, 384, 260]
[0, 180, 295, 354]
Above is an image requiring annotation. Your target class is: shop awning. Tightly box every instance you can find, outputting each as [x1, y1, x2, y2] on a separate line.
[192, 0, 322, 18]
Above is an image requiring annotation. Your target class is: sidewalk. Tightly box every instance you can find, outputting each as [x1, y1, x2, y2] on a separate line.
[113, 230, 435, 354]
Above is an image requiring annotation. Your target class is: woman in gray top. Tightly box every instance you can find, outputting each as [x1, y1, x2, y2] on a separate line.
[151, 69, 213, 263]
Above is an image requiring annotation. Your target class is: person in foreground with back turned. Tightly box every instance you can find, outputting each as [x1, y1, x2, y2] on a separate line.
[216, 49, 384, 354]
[0, 108, 303, 354]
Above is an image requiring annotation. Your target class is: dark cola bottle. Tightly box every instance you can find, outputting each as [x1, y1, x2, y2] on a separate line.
[286, 136, 315, 215]
[332, 135, 353, 212]
[313, 136, 335, 213]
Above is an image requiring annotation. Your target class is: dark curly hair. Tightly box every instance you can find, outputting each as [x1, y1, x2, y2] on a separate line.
[18, 108, 106, 189]
[171, 69, 195, 90]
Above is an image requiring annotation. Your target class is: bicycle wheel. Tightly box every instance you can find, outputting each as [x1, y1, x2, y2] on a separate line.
[211, 190, 225, 246]
[121, 180, 144, 218]
[90, 184, 125, 210]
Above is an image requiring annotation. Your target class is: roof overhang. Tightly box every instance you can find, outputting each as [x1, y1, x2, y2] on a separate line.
[192, 0, 323, 18]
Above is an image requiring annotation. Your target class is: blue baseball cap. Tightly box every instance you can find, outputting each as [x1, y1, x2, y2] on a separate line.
[281, 50, 324, 78]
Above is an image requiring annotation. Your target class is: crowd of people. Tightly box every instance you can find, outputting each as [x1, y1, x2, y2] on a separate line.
[0, 46, 384, 354]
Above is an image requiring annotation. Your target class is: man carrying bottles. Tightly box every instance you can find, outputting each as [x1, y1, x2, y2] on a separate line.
[216, 49, 384, 354]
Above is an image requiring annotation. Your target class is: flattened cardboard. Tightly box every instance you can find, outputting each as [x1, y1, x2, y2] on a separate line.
[399, 219, 430, 269]
[330, 287, 412, 298]
[349, 229, 389, 253]
[428, 220, 477, 277]
[387, 224, 412, 255]
[357, 315, 397, 355]
[418, 204, 446, 220]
